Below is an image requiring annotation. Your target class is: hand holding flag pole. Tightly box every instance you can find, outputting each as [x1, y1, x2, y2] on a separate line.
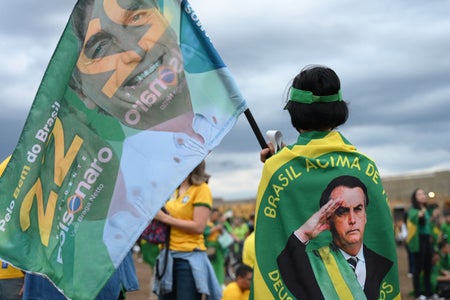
[244, 109, 273, 160]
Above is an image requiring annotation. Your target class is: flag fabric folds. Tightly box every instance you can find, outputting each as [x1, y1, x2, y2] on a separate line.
[0, 0, 247, 299]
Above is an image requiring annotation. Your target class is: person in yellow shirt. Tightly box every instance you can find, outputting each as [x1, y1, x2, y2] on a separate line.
[221, 264, 252, 300]
[153, 160, 222, 300]
[0, 156, 24, 300]
[242, 231, 255, 268]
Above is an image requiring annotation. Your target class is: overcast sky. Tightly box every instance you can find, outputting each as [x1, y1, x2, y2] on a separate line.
[1, 0, 449, 200]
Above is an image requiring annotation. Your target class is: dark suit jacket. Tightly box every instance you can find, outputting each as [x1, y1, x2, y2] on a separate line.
[277, 233, 393, 300]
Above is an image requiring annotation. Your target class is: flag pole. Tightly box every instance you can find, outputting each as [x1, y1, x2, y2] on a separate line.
[244, 108, 268, 150]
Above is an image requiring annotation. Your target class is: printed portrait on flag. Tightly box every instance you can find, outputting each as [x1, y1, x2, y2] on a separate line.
[70, 0, 198, 132]
[0, 0, 246, 299]
[276, 175, 393, 300]
[66, 0, 246, 264]
[252, 131, 401, 300]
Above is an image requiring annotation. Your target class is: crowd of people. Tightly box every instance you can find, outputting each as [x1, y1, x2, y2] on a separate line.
[4, 62, 443, 300]
[396, 188, 450, 300]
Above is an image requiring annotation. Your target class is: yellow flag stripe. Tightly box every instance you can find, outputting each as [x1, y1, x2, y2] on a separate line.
[318, 247, 355, 299]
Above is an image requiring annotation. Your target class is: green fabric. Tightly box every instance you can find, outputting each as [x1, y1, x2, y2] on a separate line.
[308, 245, 366, 300]
[289, 88, 342, 104]
[407, 209, 421, 253]
[440, 253, 450, 271]
[140, 241, 160, 268]
[419, 211, 431, 235]
[252, 130, 400, 299]
[208, 242, 226, 285]
[204, 222, 226, 285]
[232, 223, 249, 240]
[431, 223, 441, 251]
[441, 223, 450, 240]
[0, 1, 247, 298]
[430, 264, 440, 294]
[407, 208, 432, 253]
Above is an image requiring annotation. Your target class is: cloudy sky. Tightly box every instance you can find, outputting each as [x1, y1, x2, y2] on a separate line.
[1, 0, 449, 200]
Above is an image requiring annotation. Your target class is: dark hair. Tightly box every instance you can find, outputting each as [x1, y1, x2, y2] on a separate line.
[68, 0, 95, 93]
[287, 65, 349, 131]
[439, 239, 449, 250]
[235, 264, 253, 278]
[319, 175, 369, 208]
[411, 188, 426, 210]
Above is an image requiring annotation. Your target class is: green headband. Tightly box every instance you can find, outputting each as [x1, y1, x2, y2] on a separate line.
[288, 87, 343, 105]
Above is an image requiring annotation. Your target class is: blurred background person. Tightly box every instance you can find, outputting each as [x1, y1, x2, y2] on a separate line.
[136, 238, 160, 300]
[0, 156, 24, 300]
[204, 208, 227, 287]
[441, 212, 450, 241]
[230, 216, 249, 263]
[221, 264, 252, 300]
[242, 231, 255, 269]
[407, 188, 434, 299]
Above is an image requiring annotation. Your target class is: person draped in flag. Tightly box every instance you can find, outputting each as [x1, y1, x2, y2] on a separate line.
[406, 188, 435, 299]
[252, 65, 400, 299]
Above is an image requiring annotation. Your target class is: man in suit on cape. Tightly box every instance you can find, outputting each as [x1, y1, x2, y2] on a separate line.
[277, 175, 393, 300]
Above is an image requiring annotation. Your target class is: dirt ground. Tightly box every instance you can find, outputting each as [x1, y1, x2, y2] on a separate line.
[127, 244, 415, 300]
[126, 256, 157, 300]
[397, 244, 415, 299]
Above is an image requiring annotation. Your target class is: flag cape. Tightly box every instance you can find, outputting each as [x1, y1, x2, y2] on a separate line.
[0, 0, 247, 299]
[251, 131, 400, 299]
[406, 209, 420, 252]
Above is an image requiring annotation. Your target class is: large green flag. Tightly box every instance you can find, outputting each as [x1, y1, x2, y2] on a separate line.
[0, 0, 247, 299]
[252, 131, 400, 299]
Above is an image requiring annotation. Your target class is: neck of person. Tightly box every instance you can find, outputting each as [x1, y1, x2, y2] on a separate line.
[178, 179, 190, 195]
[341, 243, 363, 257]
[299, 128, 332, 134]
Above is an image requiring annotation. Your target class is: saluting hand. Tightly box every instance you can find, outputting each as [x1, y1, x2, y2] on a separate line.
[295, 199, 343, 243]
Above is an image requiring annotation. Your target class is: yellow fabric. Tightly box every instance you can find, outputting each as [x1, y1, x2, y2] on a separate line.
[165, 182, 212, 251]
[206, 221, 220, 242]
[251, 262, 273, 299]
[0, 155, 24, 279]
[317, 247, 355, 299]
[0, 155, 11, 172]
[0, 262, 24, 279]
[255, 132, 358, 210]
[242, 231, 255, 268]
[252, 131, 400, 299]
[252, 132, 358, 298]
[222, 282, 250, 300]
[406, 219, 417, 244]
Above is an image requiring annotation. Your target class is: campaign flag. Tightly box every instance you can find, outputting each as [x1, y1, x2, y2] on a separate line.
[0, 0, 247, 299]
[252, 132, 400, 299]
